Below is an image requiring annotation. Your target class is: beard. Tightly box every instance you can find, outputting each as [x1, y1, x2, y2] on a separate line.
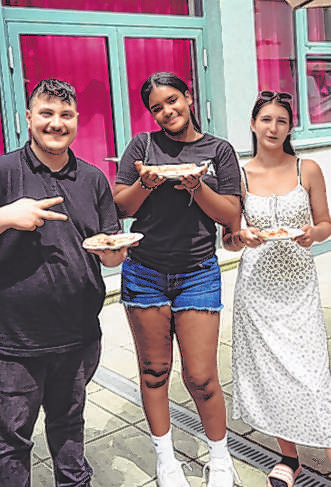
[31, 132, 70, 156]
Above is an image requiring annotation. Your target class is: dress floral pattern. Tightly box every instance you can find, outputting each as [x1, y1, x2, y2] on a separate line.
[232, 163, 331, 447]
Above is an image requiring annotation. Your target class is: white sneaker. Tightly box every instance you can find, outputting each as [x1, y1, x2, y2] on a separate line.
[157, 459, 191, 487]
[202, 455, 241, 486]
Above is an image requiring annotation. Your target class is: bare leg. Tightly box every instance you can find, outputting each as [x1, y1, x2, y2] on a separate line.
[175, 310, 226, 440]
[268, 438, 300, 487]
[126, 305, 173, 436]
[277, 438, 298, 458]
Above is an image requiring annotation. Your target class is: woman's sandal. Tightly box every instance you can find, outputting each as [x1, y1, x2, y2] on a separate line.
[267, 464, 302, 487]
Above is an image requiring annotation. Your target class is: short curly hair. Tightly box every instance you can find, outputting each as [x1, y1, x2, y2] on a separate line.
[29, 78, 77, 108]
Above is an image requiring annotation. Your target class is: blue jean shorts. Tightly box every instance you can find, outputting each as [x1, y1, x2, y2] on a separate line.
[121, 255, 223, 312]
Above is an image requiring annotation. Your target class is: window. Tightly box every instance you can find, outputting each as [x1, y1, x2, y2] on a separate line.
[306, 58, 331, 124]
[17, 34, 201, 183]
[125, 38, 197, 136]
[255, 1, 331, 134]
[2, 0, 203, 15]
[21, 35, 117, 184]
[1, 0, 208, 170]
[254, 0, 299, 124]
[308, 7, 331, 42]
[306, 8, 331, 124]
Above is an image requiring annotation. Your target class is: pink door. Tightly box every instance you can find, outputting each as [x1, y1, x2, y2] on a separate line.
[20, 35, 117, 185]
[125, 37, 196, 136]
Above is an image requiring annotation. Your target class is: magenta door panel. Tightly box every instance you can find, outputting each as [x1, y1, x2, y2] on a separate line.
[20, 35, 117, 184]
[125, 37, 194, 136]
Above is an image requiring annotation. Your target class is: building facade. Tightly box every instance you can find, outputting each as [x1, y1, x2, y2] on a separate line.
[0, 0, 330, 248]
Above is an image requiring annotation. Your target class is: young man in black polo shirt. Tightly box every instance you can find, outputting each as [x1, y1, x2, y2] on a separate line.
[0, 79, 125, 487]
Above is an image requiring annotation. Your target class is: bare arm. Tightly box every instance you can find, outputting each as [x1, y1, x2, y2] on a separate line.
[188, 181, 241, 227]
[86, 237, 140, 268]
[171, 165, 240, 227]
[113, 180, 152, 218]
[115, 159, 241, 226]
[221, 181, 263, 251]
[113, 161, 166, 218]
[222, 223, 264, 251]
[0, 196, 68, 235]
[87, 245, 129, 268]
[222, 210, 244, 252]
[295, 159, 331, 247]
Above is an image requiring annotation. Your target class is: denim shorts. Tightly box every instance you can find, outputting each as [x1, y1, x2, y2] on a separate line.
[121, 255, 223, 312]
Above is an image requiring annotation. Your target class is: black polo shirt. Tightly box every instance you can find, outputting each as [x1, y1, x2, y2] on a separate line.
[0, 142, 120, 357]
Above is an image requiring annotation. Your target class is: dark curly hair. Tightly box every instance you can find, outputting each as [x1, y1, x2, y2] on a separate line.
[29, 78, 77, 109]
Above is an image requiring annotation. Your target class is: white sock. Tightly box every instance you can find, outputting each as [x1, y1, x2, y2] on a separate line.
[207, 433, 230, 461]
[151, 428, 177, 466]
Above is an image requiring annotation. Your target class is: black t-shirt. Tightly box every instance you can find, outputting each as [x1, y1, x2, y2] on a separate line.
[116, 131, 241, 273]
[0, 142, 120, 357]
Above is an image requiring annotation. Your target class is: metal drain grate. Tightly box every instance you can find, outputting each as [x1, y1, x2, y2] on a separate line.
[93, 366, 331, 487]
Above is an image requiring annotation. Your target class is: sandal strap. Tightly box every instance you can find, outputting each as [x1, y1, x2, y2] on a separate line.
[268, 464, 296, 486]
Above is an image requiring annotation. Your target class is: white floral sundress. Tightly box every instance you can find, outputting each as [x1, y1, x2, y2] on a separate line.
[232, 160, 331, 447]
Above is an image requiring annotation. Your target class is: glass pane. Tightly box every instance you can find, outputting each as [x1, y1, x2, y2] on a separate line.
[20, 35, 117, 185]
[308, 7, 331, 42]
[2, 0, 203, 15]
[307, 58, 331, 124]
[0, 105, 4, 155]
[254, 0, 299, 125]
[125, 38, 197, 136]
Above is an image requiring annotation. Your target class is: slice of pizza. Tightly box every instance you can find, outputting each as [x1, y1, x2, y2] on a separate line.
[83, 232, 144, 250]
[147, 163, 198, 177]
[258, 227, 289, 239]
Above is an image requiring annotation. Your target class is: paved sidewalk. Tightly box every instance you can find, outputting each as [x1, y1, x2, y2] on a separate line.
[31, 251, 331, 486]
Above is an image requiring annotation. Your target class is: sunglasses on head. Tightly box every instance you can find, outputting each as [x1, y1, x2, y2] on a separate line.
[259, 90, 293, 102]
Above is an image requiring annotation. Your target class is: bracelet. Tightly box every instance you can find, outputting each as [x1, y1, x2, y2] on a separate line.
[188, 180, 202, 206]
[139, 177, 156, 191]
[190, 180, 202, 192]
[237, 231, 245, 245]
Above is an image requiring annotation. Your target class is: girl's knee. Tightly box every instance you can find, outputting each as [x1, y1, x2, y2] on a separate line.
[183, 371, 218, 401]
[141, 364, 171, 389]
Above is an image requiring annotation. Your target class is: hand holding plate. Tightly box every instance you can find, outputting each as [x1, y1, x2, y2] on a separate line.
[174, 165, 207, 191]
[95, 246, 129, 267]
[240, 227, 263, 247]
[83, 232, 143, 267]
[135, 161, 166, 190]
[293, 224, 314, 247]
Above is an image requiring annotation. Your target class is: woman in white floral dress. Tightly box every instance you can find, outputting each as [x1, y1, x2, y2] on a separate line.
[222, 91, 331, 487]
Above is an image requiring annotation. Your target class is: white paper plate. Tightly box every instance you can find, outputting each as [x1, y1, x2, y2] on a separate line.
[258, 227, 304, 241]
[83, 232, 144, 250]
[148, 160, 211, 180]
[163, 165, 208, 179]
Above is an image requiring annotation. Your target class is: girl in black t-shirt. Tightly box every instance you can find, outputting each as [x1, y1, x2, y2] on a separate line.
[114, 72, 241, 487]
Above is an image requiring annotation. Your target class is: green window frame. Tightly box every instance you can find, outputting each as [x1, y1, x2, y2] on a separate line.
[295, 8, 331, 147]
[0, 4, 224, 156]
